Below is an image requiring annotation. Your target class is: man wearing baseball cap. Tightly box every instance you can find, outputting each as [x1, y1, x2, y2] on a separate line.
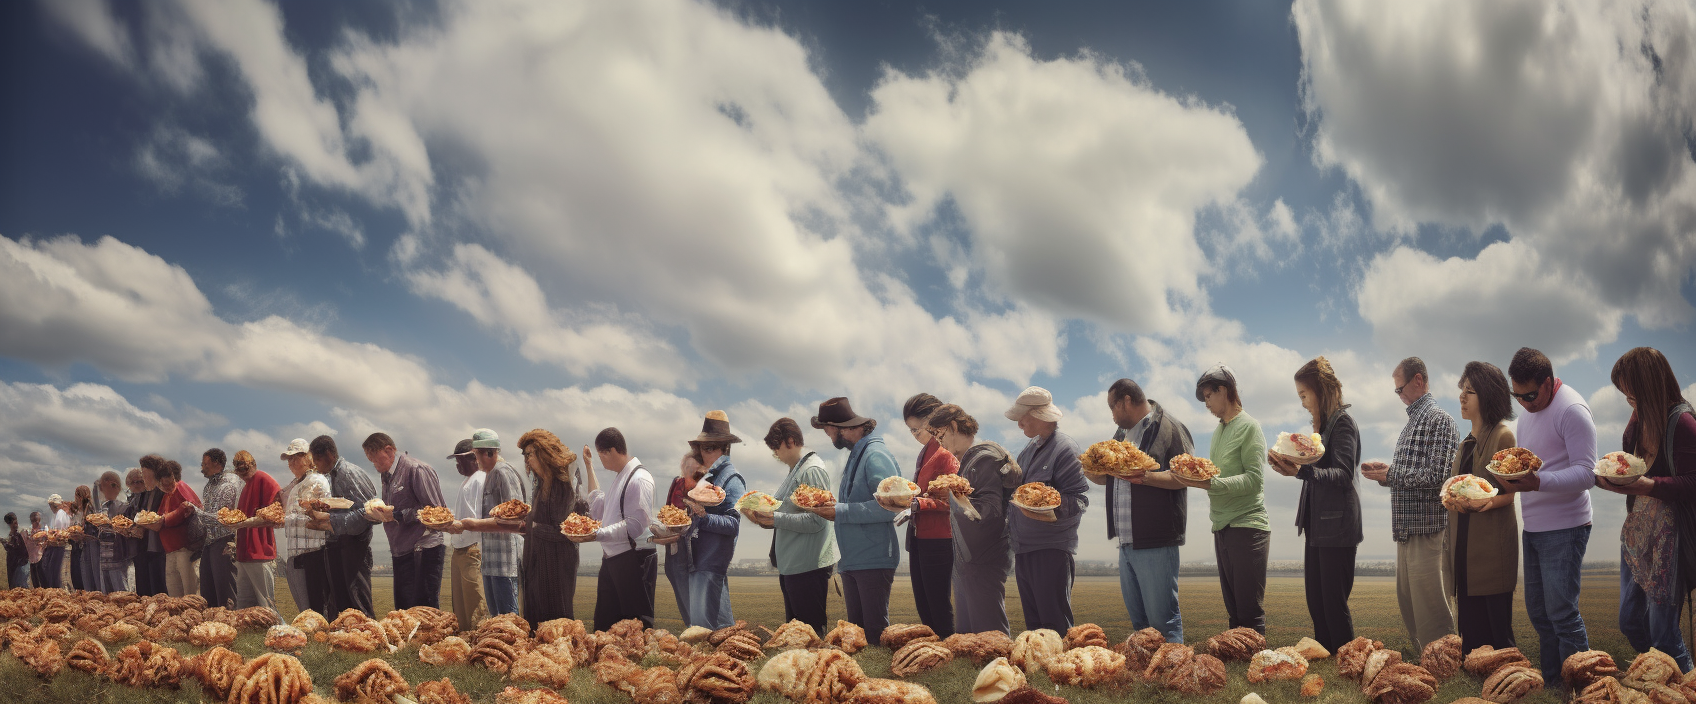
[439, 429, 528, 618]
[1006, 386, 1090, 632]
[445, 438, 486, 631]
[809, 397, 901, 644]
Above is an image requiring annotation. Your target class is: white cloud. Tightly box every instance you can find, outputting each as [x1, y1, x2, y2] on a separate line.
[864, 32, 1263, 334]
[1295, 0, 1696, 353]
[0, 381, 185, 461]
[41, 0, 133, 67]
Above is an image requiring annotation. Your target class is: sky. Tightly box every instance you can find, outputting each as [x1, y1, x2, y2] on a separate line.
[1, 0, 1693, 566]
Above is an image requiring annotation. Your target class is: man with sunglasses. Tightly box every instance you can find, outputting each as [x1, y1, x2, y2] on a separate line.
[1498, 347, 1596, 685]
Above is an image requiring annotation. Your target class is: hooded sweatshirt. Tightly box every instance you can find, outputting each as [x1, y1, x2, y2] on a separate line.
[950, 441, 1023, 573]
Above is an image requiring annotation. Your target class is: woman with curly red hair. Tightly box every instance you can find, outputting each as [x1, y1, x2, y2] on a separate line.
[517, 428, 588, 625]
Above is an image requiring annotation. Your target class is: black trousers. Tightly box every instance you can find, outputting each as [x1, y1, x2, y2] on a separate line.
[1214, 527, 1270, 633]
[69, 546, 85, 591]
[908, 538, 954, 638]
[1015, 549, 1076, 633]
[326, 534, 375, 617]
[29, 560, 45, 588]
[841, 568, 895, 645]
[594, 548, 656, 632]
[39, 547, 64, 589]
[1304, 542, 1357, 652]
[201, 536, 237, 608]
[779, 565, 833, 635]
[133, 550, 167, 596]
[298, 550, 331, 615]
[393, 544, 446, 610]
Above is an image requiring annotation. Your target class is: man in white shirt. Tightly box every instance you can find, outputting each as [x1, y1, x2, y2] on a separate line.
[446, 438, 487, 631]
[570, 427, 656, 631]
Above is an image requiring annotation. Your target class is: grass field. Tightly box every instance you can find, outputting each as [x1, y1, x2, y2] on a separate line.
[0, 572, 1647, 703]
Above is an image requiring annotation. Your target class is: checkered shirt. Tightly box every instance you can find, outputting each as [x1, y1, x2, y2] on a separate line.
[1385, 393, 1460, 542]
[282, 473, 330, 558]
[479, 460, 528, 578]
[196, 471, 243, 541]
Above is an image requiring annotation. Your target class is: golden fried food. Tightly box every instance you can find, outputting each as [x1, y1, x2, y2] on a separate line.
[110, 640, 184, 689]
[110, 515, 135, 531]
[676, 651, 755, 703]
[228, 652, 314, 704]
[86, 512, 110, 526]
[418, 636, 473, 666]
[945, 631, 1015, 666]
[1302, 673, 1326, 697]
[1362, 649, 1404, 688]
[333, 658, 410, 703]
[1205, 626, 1264, 661]
[1248, 647, 1309, 683]
[1010, 629, 1066, 674]
[64, 525, 84, 540]
[928, 474, 972, 496]
[13, 636, 64, 678]
[405, 606, 459, 645]
[804, 649, 867, 703]
[97, 619, 143, 643]
[657, 505, 691, 527]
[291, 609, 330, 633]
[1169, 454, 1220, 481]
[1365, 663, 1440, 704]
[494, 687, 570, 704]
[1338, 637, 1386, 680]
[1080, 439, 1159, 476]
[1112, 627, 1166, 676]
[880, 623, 938, 650]
[256, 501, 286, 524]
[1421, 634, 1462, 680]
[1487, 447, 1543, 476]
[1143, 642, 1195, 682]
[1464, 645, 1531, 677]
[265, 624, 308, 651]
[845, 678, 938, 704]
[791, 484, 837, 508]
[186, 645, 246, 700]
[1562, 650, 1621, 690]
[1062, 623, 1108, 650]
[489, 499, 531, 520]
[415, 678, 473, 704]
[1293, 636, 1330, 660]
[380, 609, 422, 647]
[326, 620, 393, 654]
[1164, 653, 1228, 695]
[763, 619, 821, 650]
[510, 648, 574, 688]
[135, 510, 163, 525]
[1045, 645, 1124, 688]
[559, 513, 601, 536]
[474, 636, 525, 673]
[825, 619, 868, 654]
[535, 617, 588, 646]
[66, 637, 111, 675]
[716, 631, 765, 661]
[418, 505, 455, 527]
[972, 657, 1026, 702]
[1012, 482, 1061, 509]
[218, 507, 249, 525]
[190, 620, 238, 647]
[1622, 647, 1682, 687]
[1575, 677, 1636, 704]
[755, 649, 816, 698]
[891, 640, 953, 677]
[1479, 664, 1542, 703]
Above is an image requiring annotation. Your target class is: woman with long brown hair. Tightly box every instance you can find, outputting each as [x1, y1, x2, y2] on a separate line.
[1443, 361, 1520, 652]
[1269, 356, 1362, 653]
[69, 484, 97, 591]
[1596, 347, 1695, 671]
[517, 428, 587, 625]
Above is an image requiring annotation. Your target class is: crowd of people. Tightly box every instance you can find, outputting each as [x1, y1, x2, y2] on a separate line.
[2, 345, 1690, 690]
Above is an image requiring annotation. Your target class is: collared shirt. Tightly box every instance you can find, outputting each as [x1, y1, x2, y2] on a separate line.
[1383, 393, 1459, 542]
[22, 526, 43, 563]
[49, 509, 71, 531]
[196, 471, 243, 542]
[380, 453, 446, 556]
[451, 471, 486, 551]
[323, 458, 377, 540]
[1111, 414, 1154, 547]
[479, 459, 527, 578]
[589, 457, 655, 559]
[282, 472, 331, 558]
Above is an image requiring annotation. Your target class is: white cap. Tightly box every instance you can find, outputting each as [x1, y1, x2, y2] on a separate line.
[46, 494, 63, 504]
[280, 438, 310, 460]
[1005, 386, 1063, 422]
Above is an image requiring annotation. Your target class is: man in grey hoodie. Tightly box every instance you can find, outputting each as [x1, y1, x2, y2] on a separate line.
[1007, 386, 1090, 633]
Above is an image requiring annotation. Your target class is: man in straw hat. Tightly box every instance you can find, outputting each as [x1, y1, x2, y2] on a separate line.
[1006, 386, 1090, 633]
[680, 411, 746, 629]
[809, 397, 901, 644]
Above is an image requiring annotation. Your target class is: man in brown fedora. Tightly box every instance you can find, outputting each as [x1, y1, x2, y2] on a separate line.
[809, 397, 901, 644]
[681, 410, 746, 629]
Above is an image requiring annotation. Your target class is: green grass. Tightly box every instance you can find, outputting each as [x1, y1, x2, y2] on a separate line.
[0, 574, 1644, 703]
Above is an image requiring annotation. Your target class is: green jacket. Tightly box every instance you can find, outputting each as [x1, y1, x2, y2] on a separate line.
[1206, 411, 1269, 532]
[770, 452, 839, 576]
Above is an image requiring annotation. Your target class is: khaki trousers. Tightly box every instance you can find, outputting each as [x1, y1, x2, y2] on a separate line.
[451, 544, 484, 631]
[165, 549, 199, 598]
[1396, 529, 1455, 650]
[235, 559, 276, 612]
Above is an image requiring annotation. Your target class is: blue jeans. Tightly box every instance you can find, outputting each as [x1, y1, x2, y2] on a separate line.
[100, 566, 130, 593]
[688, 571, 733, 629]
[1120, 544, 1182, 642]
[483, 575, 519, 617]
[664, 548, 691, 627]
[1523, 524, 1590, 681]
[8, 565, 27, 589]
[1619, 545, 1693, 671]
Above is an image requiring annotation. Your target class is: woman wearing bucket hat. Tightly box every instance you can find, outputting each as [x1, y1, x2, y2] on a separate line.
[809, 396, 902, 644]
[1177, 364, 1271, 634]
[679, 411, 746, 629]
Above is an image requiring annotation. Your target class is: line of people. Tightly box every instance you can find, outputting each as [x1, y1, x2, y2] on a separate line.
[3, 344, 1689, 691]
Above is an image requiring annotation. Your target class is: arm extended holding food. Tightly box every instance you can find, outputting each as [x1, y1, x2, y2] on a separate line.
[834, 452, 899, 525]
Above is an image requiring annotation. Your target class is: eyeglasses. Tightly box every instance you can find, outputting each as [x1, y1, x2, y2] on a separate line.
[1394, 382, 1408, 395]
[1510, 390, 1539, 404]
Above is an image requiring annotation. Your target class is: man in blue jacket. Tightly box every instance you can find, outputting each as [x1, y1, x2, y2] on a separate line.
[809, 397, 901, 644]
[684, 410, 746, 629]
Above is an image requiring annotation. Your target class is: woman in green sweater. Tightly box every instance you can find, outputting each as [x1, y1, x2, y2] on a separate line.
[1176, 365, 1270, 633]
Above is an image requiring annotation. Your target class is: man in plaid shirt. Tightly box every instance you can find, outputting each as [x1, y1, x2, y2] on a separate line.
[1362, 357, 1459, 650]
[441, 428, 527, 617]
[193, 448, 242, 608]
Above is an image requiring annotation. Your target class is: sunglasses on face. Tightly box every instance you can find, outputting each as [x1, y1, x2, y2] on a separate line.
[1511, 390, 1539, 403]
[1394, 382, 1408, 395]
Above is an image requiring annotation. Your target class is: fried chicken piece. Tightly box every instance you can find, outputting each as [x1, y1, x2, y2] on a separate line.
[1575, 677, 1643, 704]
[185, 645, 247, 700]
[333, 658, 410, 703]
[677, 652, 755, 704]
[227, 652, 315, 704]
[110, 640, 184, 689]
[1338, 637, 1385, 680]
[477, 614, 532, 646]
[267, 624, 308, 651]
[292, 609, 330, 633]
[536, 617, 589, 646]
[380, 608, 422, 646]
[14, 637, 64, 678]
[825, 620, 868, 655]
[1478, 664, 1542, 703]
[1113, 627, 1167, 677]
[1623, 648, 1682, 688]
[1364, 663, 1439, 704]
[1205, 627, 1265, 661]
[1010, 629, 1066, 674]
[190, 619, 239, 647]
[994, 686, 1066, 704]
[972, 657, 1027, 703]
[1163, 653, 1228, 695]
[474, 635, 527, 673]
[1361, 649, 1404, 690]
[1293, 636, 1330, 660]
[330, 608, 378, 631]
[404, 606, 459, 645]
[1142, 642, 1195, 682]
[419, 635, 473, 666]
[716, 631, 765, 661]
[607, 617, 648, 653]
[1045, 645, 1124, 688]
[495, 687, 570, 704]
[844, 678, 938, 704]
[415, 677, 473, 704]
[1563, 650, 1623, 691]
[326, 620, 392, 653]
[66, 637, 111, 675]
[1464, 646, 1531, 677]
[1247, 647, 1309, 683]
[891, 640, 953, 677]
[97, 620, 143, 643]
[765, 619, 823, 650]
[647, 629, 698, 665]
[806, 648, 867, 703]
[1063, 623, 1109, 650]
[1301, 673, 1326, 697]
[1420, 634, 1462, 680]
[511, 647, 575, 688]
[880, 623, 938, 650]
[945, 631, 1015, 666]
[755, 649, 817, 698]
[40, 598, 77, 623]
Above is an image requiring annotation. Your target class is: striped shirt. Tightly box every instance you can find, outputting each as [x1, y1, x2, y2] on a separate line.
[1111, 415, 1153, 547]
[1383, 393, 1459, 542]
[282, 473, 330, 558]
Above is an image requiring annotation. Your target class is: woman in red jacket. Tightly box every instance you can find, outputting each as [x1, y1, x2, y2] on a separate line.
[142, 458, 203, 597]
[903, 393, 959, 638]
